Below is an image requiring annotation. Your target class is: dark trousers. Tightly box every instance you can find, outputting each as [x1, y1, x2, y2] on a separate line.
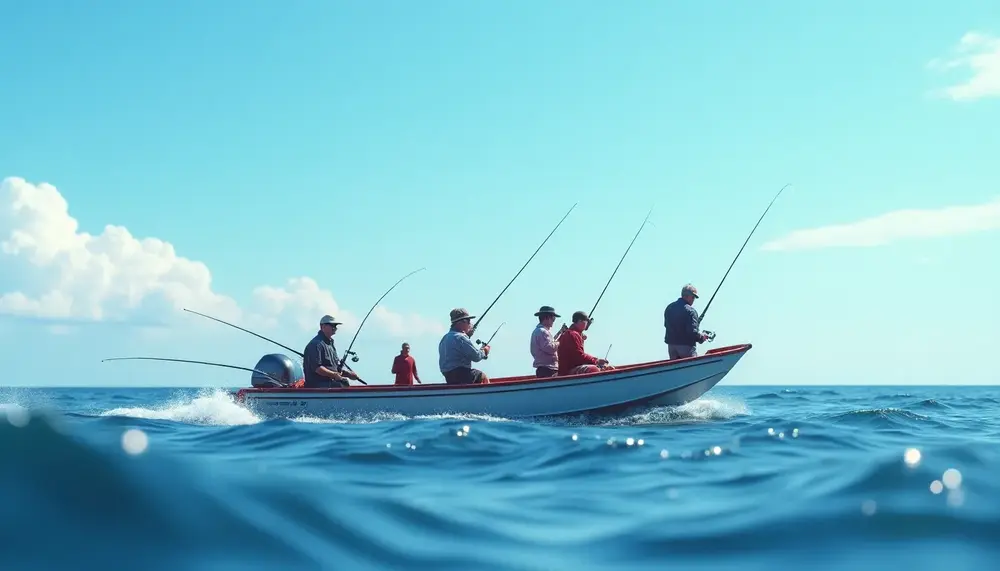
[443, 367, 486, 385]
[304, 376, 350, 388]
[535, 367, 557, 378]
[667, 344, 697, 360]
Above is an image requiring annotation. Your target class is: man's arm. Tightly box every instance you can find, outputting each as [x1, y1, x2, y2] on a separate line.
[581, 348, 601, 365]
[566, 331, 600, 365]
[391, 356, 399, 375]
[530, 328, 554, 358]
[413, 359, 421, 383]
[319, 365, 344, 380]
[458, 334, 487, 362]
[686, 306, 705, 343]
[540, 329, 558, 356]
[308, 343, 344, 380]
[331, 349, 358, 380]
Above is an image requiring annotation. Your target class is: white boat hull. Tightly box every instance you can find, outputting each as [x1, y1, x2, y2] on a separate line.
[234, 344, 752, 419]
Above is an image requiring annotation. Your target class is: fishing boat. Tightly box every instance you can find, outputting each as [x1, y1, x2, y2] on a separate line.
[232, 343, 752, 419]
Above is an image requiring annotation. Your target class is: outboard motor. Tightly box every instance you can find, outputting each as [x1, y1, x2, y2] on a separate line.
[250, 353, 304, 388]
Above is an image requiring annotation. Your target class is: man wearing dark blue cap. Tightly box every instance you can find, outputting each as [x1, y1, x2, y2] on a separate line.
[663, 284, 709, 359]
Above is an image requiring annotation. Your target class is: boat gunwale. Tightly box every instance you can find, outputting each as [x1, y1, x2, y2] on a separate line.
[235, 343, 752, 397]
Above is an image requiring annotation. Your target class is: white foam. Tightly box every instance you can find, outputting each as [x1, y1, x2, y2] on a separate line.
[606, 395, 752, 426]
[0, 385, 52, 414]
[675, 395, 751, 420]
[100, 389, 262, 426]
[98, 390, 514, 426]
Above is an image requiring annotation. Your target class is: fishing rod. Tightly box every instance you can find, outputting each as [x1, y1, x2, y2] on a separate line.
[337, 267, 426, 371]
[475, 322, 505, 360]
[101, 357, 285, 385]
[582, 207, 654, 331]
[604, 344, 612, 360]
[470, 202, 577, 344]
[184, 308, 302, 357]
[698, 183, 791, 330]
[182, 308, 368, 385]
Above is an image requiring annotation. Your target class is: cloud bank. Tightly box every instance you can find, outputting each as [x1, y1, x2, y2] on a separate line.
[760, 196, 1000, 251]
[928, 31, 1000, 101]
[0, 176, 445, 337]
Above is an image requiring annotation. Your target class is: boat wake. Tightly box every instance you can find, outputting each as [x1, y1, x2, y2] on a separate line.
[83, 389, 749, 427]
[100, 390, 262, 425]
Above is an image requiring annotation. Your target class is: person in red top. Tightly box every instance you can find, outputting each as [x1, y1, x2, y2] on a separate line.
[556, 310, 613, 376]
[391, 342, 421, 385]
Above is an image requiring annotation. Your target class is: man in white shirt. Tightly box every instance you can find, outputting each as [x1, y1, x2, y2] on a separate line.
[529, 305, 567, 378]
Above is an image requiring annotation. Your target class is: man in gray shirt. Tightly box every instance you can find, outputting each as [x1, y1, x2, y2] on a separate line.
[438, 308, 491, 384]
[302, 315, 360, 387]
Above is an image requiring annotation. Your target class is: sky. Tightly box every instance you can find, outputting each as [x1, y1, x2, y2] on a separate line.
[1, 0, 998, 387]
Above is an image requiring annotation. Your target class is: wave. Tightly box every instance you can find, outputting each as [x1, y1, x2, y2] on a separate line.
[4, 400, 1000, 570]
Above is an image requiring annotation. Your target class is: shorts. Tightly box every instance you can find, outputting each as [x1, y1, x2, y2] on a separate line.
[535, 367, 558, 378]
[443, 367, 486, 385]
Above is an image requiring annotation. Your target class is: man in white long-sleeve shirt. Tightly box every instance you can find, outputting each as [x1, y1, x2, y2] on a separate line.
[529, 305, 567, 378]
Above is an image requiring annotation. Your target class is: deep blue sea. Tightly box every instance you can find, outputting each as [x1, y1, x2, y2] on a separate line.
[2, 385, 998, 570]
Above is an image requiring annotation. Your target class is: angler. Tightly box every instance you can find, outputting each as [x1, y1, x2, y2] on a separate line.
[302, 315, 360, 388]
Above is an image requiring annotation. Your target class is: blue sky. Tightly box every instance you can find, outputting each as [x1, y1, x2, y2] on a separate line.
[1, 0, 998, 387]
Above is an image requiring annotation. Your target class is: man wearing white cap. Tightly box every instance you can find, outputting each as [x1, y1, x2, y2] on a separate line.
[302, 314, 359, 387]
[663, 284, 709, 359]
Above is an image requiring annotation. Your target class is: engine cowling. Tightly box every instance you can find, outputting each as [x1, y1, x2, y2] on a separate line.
[250, 353, 304, 388]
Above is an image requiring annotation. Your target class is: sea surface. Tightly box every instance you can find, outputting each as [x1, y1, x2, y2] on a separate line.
[2, 385, 998, 570]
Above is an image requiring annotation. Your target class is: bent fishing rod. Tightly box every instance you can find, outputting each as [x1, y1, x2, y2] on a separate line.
[470, 202, 578, 344]
[475, 321, 505, 359]
[698, 183, 791, 330]
[336, 267, 426, 371]
[182, 308, 369, 385]
[580, 207, 654, 332]
[101, 357, 285, 385]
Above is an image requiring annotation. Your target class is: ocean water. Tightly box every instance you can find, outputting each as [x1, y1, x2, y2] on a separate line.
[2, 385, 998, 571]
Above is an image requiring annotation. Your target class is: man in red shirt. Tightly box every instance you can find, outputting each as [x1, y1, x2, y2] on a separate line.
[556, 311, 613, 376]
[391, 342, 421, 385]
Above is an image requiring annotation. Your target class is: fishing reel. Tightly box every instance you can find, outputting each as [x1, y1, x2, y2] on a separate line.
[703, 330, 717, 342]
[343, 350, 360, 363]
[472, 338, 492, 360]
[474, 322, 505, 360]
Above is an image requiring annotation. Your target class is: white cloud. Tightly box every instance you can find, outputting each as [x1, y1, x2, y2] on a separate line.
[760, 196, 1000, 251]
[0, 176, 446, 338]
[928, 31, 1000, 101]
[372, 305, 448, 338]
